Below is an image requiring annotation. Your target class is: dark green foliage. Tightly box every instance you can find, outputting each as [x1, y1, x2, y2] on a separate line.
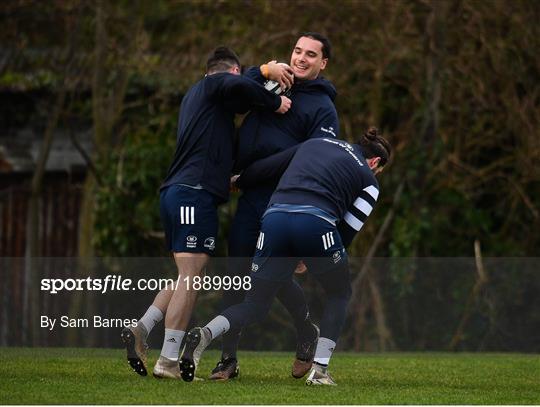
[2, 0, 539, 351]
[93, 122, 177, 257]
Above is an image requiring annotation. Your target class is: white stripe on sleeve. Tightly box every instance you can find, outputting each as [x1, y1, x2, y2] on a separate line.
[344, 212, 364, 231]
[353, 197, 373, 216]
[363, 185, 379, 200]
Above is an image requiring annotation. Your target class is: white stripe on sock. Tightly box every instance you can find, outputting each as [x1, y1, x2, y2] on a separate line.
[206, 315, 230, 340]
[161, 328, 185, 361]
[314, 337, 336, 366]
[138, 305, 163, 334]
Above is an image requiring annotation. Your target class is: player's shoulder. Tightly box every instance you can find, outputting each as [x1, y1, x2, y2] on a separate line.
[297, 77, 336, 100]
[359, 164, 379, 191]
[204, 71, 250, 87]
[291, 93, 336, 122]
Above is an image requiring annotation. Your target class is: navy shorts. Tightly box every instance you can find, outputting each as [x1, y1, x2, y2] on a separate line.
[251, 211, 348, 282]
[159, 185, 218, 255]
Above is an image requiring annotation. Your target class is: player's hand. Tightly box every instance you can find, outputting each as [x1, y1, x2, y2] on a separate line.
[266, 60, 294, 90]
[275, 96, 291, 114]
[230, 174, 240, 192]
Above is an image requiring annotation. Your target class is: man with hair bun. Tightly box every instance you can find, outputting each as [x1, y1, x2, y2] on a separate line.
[180, 128, 391, 386]
[121, 46, 291, 379]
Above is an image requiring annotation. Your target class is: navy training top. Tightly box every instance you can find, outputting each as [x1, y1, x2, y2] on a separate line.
[160, 72, 281, 203]
[233, 66, 339, 178]
[237, 138, 380, 244]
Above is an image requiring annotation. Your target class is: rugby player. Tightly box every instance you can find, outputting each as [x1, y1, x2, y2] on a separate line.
[179, 127, 391, 385]
[121, 46, 291, 379]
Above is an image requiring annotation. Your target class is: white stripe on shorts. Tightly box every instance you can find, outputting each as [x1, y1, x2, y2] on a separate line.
[180, 206, 195, 225]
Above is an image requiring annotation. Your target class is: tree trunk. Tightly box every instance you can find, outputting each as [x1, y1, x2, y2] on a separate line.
[421, 0, 448, 147]
[68, 0, 143, 347]
[24, 87, 66, 346]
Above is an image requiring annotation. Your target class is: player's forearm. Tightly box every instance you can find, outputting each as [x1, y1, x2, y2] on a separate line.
[236, 144, 300, 189]
[223, 76, 281, 112]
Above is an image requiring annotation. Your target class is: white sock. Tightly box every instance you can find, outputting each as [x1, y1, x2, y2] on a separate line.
[205, 315, 230, 340]
[160, 328, 185, 361]
[138, 305, 163, 335]
[314, 337, 336, 366]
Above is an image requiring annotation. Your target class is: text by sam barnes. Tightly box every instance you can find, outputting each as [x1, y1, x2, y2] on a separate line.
[41, 315, 137, 330]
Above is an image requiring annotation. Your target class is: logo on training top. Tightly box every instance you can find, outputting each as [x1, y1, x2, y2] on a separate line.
[332, 250, 342, 264]
[204, 237, 215, 251]
[323, 138, 364, 167]
[186, 235, 197, 248]
[251, 263, 259, 272]
[321, 126, 337, 137]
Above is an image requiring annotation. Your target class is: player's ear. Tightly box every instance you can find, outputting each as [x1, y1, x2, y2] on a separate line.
[320, 58, 328, 71]
[367, 157, 381, 170]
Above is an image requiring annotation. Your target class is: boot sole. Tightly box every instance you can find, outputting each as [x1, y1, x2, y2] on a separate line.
[179, 329, 201, 382]
[121, 327, 147, 376]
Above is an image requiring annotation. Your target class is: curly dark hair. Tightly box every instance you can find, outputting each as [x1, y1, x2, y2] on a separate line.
[357, 127, 392, 167]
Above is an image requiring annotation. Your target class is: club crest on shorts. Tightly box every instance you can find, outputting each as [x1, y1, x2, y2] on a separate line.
[332, 250, 342, 264]
[251, 263, 259, 272]
[186, 235, 197, 248]
[204, 237, 215, 250]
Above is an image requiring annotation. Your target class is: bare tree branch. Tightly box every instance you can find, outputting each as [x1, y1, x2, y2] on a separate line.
[449, 239, 489, 350]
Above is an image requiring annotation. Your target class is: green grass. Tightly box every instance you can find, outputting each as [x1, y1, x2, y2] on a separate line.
[0, 348, 539, 404]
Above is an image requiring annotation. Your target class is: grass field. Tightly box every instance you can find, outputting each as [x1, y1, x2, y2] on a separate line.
[0, 348, 539, 404]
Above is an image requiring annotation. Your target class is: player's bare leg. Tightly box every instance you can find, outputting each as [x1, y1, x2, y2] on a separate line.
[166, 253, 208, 329]
[151, 282, 175, 313]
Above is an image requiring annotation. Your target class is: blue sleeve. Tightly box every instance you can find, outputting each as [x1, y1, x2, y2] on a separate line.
[235, 144, 300, 189]
[337, 221, 358, 249]
[243, 66, 266, 85]
[306, 103, 339, 139]
[218, 74, 280, 114]
[339, 181, 380, 248]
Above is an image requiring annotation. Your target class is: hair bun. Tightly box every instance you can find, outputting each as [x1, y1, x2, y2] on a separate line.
[365, 126, 379, 141]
